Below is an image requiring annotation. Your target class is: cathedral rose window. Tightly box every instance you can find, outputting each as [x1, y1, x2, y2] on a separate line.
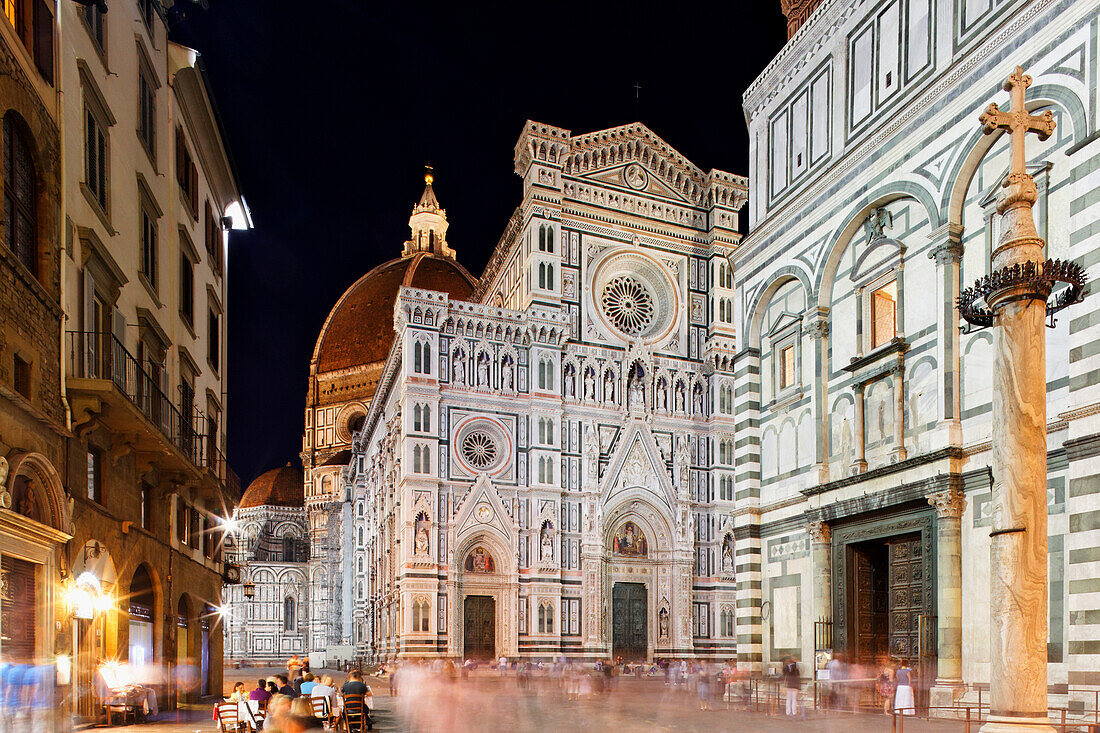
[461, 431, 498, 469]
[601, 275, 655, 335]
[589, 249, 679, 345]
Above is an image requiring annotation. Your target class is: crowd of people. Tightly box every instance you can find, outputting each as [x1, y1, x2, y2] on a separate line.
[220, 656, 373, 732]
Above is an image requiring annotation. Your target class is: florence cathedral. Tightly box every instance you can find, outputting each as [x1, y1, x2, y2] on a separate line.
[225, 0, 1100, 707]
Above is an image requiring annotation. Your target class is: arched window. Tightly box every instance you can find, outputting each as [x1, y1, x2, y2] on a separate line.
[538, 601, 554, 633]
[4, 114, 37, 276]
[538, 262, 546, 289]
[283, 596, 296, 631]
[422, 404, 430, 432]
[413, 341, 431, 374]
[546, 263, 554, 290]
[282, 536, 295, 562]
[357, 526, 364, 545]
[546, 226, 554, 254]
[414, 598, 430, 632]
[357, 556, 363, 572]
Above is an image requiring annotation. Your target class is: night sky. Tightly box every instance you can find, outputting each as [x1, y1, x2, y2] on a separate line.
[169, 1, 789, 488]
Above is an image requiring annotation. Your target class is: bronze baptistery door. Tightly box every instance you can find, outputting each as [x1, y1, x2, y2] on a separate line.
[463, 595, 495, 660]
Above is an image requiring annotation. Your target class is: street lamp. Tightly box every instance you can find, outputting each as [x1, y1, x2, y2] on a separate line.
[242, 582, 255, 600]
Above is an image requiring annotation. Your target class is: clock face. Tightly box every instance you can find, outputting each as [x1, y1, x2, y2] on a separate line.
[226, 565, 240, 583]
[475, 503, 492, 523]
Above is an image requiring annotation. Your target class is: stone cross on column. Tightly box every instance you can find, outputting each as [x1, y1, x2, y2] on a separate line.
[979, 66, 1055, 189]
[976, 66, 1056, 733]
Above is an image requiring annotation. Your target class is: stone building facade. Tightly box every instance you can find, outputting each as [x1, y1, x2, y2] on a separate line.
[741, 0, 1100, 704]
[344, 125, 748, 662]
[0, 2, 71, 730]
[1, 1, 250, 727]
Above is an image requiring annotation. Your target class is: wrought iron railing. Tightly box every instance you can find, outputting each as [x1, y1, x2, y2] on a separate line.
[68, 331, 206, 469]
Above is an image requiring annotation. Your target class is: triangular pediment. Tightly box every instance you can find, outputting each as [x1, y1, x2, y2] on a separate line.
[601, 420, 676, 513]
[454, 474, 514, 542]
[578, 164, 695, 204]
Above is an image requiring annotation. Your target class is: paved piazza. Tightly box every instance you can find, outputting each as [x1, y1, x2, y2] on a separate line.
[98, 667, 968, 732]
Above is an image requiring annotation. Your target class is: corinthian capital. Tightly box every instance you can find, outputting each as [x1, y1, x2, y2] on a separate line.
[806, 521, 831, 544]
[927, 488, 966, 519]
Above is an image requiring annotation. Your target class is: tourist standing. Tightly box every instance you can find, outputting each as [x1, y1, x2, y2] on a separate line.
[876, 659, 896, 714]
[783, 657, 802, 719]
[894, 659, 915, 716]
[287, 654, 304, 679]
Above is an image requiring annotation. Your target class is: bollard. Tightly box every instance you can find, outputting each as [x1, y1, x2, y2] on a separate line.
[965, 706, 971, 733]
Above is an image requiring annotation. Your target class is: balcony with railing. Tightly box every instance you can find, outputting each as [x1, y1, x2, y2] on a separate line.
[67, 331, 237, 495]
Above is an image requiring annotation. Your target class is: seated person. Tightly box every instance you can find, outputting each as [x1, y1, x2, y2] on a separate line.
[227, 681, 248, 702]
[298, 672, 316, 696]
[277, 674, 298, 698]
[288, 697, 324, 731]
[248, 678, 272, 703]
[310, 675, 339, 725]
[340, 671, 373, 727]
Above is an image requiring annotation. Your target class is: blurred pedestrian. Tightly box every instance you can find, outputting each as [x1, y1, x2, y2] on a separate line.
[783, 656, 802, 719]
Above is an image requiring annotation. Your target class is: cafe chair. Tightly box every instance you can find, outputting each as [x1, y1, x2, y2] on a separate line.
[340, 693, 371, 732]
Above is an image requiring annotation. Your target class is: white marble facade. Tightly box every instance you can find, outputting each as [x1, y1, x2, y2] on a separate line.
[736, 0, 1100, 695]
[347, 122, 748, 661]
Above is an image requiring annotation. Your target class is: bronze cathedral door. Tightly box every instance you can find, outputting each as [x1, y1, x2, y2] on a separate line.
[612, 582, 647, 660]
[463, 595, 495, 660]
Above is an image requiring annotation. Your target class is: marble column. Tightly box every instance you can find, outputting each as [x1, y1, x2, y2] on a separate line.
[891, 364, 907, 462]
[929, 225, 964, 445]
[807, 522, 832, 636]
[850, 383, 867, 474]
[927, 486, 966, 711]
[976, 67, 1056, 733]
[805, 309, 831, 484]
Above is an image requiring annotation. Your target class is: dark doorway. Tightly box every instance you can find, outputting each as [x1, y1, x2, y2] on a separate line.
[463, 595, 495, 660]
[612, 582, 647, 660]
[847, 533, 927, 664]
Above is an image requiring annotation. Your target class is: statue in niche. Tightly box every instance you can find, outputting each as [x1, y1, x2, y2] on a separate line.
[583, 367, 596, 401]
[722, 536, 734, 574]
[656, 378, 668, 411]
[674, 382, 686, 413]
[477, 352, 490, 388]
[676, 436, 690, 488]
[12, 475, 40, 523]
[564, 364, 576, 398]
[628, 363, 646, 410]
[877, 398, 886, 441]
[501, 356, 515, 392]
[414, 515, 430, 555]
[692, 384, 704, 415]
[540, 523, 553, 562]
[452, 350, 466, 386]
[659, 607, 669, 639]
[604, 370, 616, 404]
[584, 423, 599, 480]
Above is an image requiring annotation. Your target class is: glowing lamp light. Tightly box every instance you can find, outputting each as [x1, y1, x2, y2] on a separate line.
[70, 586, 95, 620]
[56, 654, 72, 686]
[218, 517, 239, 533]
[242, 582, 255, 600]
[94, 593, 114, 614]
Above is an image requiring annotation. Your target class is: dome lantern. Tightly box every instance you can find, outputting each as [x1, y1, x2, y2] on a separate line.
[404, 167, 454, 258]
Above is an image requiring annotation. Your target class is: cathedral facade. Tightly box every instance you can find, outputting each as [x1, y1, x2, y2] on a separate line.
[344, 124, 747, 662]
